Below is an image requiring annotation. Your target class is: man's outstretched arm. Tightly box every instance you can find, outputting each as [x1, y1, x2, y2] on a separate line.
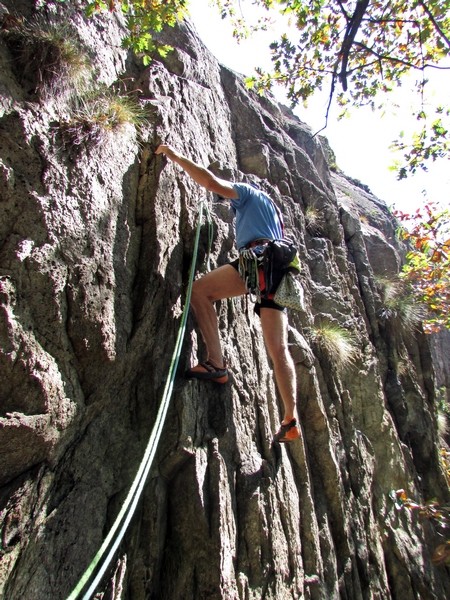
[155, 144, 238, 199]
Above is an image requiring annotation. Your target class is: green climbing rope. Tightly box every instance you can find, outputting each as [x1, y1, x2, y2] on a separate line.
[67, 200, 207, 600]
[204, 202, 213, 272]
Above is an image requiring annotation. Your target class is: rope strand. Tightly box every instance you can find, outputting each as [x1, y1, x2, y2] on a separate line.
[67, 201, 207, 600]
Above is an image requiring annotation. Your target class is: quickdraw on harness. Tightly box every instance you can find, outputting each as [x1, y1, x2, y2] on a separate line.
[238, 243, 267, 303]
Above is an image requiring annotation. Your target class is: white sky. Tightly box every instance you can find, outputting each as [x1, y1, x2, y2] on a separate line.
[187, 0, 450, 213]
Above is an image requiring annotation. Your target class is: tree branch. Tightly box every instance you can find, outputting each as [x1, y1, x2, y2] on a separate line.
[352, 41, 450, 71]
[338, 0, 370, 91]
[417, 0, 450, 49]
[336, 0, 351, 21]
[312, 71, 339, 138]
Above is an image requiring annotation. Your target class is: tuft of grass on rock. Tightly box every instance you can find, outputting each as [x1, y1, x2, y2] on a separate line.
[310, 320, 359, 369]
[1, 15, 91, 97]
[376, 276, 425, 331]
[304, 205, 324, 235]
[59, 87, 150, 148]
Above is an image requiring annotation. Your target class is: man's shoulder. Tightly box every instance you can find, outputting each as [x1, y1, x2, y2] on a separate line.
[233, 182, 264, 198]
[233, 182, 249, 193]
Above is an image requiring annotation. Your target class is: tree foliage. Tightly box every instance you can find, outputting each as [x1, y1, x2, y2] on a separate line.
[390, 106, 450, 179]
[390, 488, 450, 566]
[395, 202, 450, 333]
[212, 0, 450, 177]
[82, 0, 187, 64]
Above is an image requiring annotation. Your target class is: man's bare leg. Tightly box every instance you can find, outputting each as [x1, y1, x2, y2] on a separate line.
[259, 308, 299, 428]
[190, 264, 246, 368]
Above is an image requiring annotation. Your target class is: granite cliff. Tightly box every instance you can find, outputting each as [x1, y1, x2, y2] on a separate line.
[0, 1, 449, 599]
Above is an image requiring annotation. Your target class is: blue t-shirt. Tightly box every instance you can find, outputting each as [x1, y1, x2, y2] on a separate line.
[230, 183, 283, 249]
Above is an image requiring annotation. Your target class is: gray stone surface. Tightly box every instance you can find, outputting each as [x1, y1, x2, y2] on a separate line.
[0, 2, 449, 599]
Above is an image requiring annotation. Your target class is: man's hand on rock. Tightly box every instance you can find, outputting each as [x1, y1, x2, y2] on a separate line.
[155, 144, 174, 158]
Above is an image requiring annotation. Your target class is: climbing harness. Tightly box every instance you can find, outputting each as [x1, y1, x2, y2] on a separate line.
[238, 238, 299, 303]
[66, 200, 209, 600]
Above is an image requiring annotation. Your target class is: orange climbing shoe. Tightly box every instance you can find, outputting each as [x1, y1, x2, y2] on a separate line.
[273, 419, 300, 443]
[185, 360, 229, 384]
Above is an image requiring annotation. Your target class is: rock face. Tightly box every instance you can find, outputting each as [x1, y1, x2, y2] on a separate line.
[0, 2, 449, 599]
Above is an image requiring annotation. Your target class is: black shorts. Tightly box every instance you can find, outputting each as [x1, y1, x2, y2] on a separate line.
[229, 258, 286, 316]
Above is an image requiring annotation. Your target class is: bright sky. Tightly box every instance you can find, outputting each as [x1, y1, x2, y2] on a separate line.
[187, 0, 450, 214]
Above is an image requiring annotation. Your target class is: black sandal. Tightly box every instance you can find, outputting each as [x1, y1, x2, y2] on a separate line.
[185, 360, 229, 384]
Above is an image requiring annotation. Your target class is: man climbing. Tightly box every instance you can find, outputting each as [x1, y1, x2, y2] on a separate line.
[155, 144, 300, 443]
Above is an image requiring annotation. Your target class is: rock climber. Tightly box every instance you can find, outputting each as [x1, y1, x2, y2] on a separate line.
[155, 144, 300, 443]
